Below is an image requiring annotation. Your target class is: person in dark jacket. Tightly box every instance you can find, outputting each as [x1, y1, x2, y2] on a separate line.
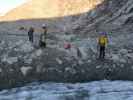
[28, 27, 34, 43]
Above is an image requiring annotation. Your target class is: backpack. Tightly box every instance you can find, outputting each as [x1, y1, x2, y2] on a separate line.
[99, 36, 107, 46]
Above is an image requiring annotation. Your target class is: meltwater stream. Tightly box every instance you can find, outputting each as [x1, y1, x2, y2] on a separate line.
[0, 80, 133, 100]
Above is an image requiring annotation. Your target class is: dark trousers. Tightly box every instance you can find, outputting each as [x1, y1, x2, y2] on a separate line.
[28, 35, 33, 43]
[39, 40, 46, 48]
[99, 46, 105, 59]
[29, 36, 33, 43]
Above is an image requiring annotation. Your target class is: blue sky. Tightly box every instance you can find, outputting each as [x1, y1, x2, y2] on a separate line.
[0, 0, 29, 16]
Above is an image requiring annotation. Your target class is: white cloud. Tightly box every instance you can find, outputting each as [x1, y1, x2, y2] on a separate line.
[0, 0, 29, 16]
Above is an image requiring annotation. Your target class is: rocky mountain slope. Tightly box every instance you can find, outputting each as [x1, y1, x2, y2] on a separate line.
[0, 0, 103, 21]
[0, 0, 133, 35]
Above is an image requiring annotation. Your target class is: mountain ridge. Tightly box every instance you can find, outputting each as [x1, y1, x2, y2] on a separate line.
[0, 0, 103, 21]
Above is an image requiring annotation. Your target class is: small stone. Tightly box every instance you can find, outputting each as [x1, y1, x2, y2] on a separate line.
[108, 68, 112, 71]
[81, 69, 85, 73]
[106, 53, 111, 58]
[111, 54, 119, 62]
[120, 64, 124, 68]
[36, 65, 42, 73]
[128, 50, 132, 53]
[2, 57, 18, 64]
[0, 68, 2, 73]
[126, 53, 133, 59]
[113, 64, 116, 68]
[119, 59, 127, 63]
[24, 58, 32, 64]
[65, 67, 76, 74]
[78, 47, 88, 60]
[96, 65, 101, 69]
[21, 66, 32, 76]
[9, 68, 14, 72]
[70, 47, 79, 58]
[56, 58, 63, 65]
[88, 60, 91, 63]
[35, 49, 43, 57]
[20, 41, 34, 53]
[43, 68, 46, 72]
[119, 49, 128, 55]
[78, 60, 84, 65]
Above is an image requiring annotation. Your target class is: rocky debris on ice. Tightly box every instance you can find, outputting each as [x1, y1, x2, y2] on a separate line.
[24, 58, 32, 64]
[31, 49, 43, 59]
[19, 41, 34, 53]
[126, 53, 133, 59]
[119, 58, 127, 63]
[78, 47, 88, 60]
[9, 40, 24, 50]
[20, 66, 32, 76]
[34, 49, 43, 57]
[36, 65, 43, 73]
[1, 56, 18, 64]
[119, 49, 128, 55]
[68, 47, 79, 58]
[111, 54, 120, 62]
[56, 34, 75, 41]
[65, 67, 76, 75]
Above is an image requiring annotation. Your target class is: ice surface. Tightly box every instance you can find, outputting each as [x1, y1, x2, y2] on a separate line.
[0, 80, 133, 100]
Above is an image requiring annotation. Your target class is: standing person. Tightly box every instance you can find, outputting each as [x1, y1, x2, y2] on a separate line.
[39, 24, 47, 48]
[98, 32, 108, 60]
[28, 27, 34, 43]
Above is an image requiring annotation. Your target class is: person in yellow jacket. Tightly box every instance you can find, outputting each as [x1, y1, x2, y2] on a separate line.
[98, 32, 108, 59]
